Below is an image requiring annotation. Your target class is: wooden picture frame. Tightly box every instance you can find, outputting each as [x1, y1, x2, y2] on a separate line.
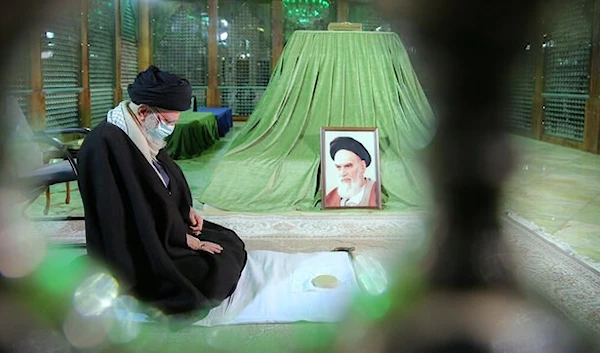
[320, 127, 382, 209]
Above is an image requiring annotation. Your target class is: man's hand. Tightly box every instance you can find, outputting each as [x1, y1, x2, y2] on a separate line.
[189, 207, 203, 235]
[186, 234, 222, 254]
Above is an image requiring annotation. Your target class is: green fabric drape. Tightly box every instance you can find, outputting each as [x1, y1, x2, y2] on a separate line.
[166, 111, 219, 160]
[199, 31, 436, 211]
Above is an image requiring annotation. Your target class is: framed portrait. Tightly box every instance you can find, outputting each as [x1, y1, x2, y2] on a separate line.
[320, 127, 382, 209]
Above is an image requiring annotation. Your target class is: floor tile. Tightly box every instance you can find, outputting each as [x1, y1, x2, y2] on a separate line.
[571, 197, 600, 226]
[552, 221, 600, 263]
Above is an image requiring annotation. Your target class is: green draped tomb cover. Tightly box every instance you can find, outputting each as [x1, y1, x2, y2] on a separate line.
[166, 111, 219, 160]
[199, 31, 436, 211]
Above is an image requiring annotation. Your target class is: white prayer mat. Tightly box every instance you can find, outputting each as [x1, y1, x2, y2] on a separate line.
[194, 250, 360, 326]
[113, 250, 361, 326]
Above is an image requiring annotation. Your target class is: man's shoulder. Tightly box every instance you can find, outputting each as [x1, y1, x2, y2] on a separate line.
[325, 187, 339, 198]
[365, 179, 377, 194]
[324, 188, 341, 206]
[80, 122, 131, 157]
[90, 120, 124, 136]
[83, 122, 126, 144]
[366, 179, 378, 206]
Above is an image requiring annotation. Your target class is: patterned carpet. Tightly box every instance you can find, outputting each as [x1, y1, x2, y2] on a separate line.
[502, 212, 600, 336]
[33, 212, 428, 244]
[28, 211, 599, 351]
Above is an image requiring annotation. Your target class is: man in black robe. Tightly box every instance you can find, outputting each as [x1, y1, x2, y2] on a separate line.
[77, 65, 247, 316]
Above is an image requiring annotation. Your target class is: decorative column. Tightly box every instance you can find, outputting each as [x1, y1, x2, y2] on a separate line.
[272, 0, 284, 70]
[207, 0, 220, 107]
[337, 0, 349, 22]
[531, 33, 545, 140]
[583, 0, 600, 153]
[114, 0, 123, 104]
[30, 27, 45, 130]
[79, 0, 91, 128]
[138, 0, 152, 70]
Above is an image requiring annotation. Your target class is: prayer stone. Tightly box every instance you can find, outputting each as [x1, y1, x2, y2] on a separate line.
[311, 275, 340, 289]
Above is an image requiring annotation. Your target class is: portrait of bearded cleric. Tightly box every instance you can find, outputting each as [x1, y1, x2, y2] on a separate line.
[321, 128, 382, 209]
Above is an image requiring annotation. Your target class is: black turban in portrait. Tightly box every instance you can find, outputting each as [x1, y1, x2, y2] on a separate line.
[329, 136, 372, 167]
[127, 65, 192, 111]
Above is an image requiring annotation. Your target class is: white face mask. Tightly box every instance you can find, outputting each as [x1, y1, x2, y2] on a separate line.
[145, 111, 175, 141]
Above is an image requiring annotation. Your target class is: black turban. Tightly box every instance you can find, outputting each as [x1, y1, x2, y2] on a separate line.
[127, 65, 192, 111]
[330, 136, 371, 167]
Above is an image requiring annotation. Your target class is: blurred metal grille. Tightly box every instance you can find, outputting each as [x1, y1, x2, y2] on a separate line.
[219, 0, 271, 115]
[348, 2, 390, 31]
[16, 96, 31, 121]
[542, 0, 593, 142]
[507, 44, 535, 131]
[542, 97, 587, 141]
[45, 92, 81, 129]
[4, 40, 32, 119]
[543, 0, 593, 95]
[152, 1, 208, 86]
[90, 88, 114, 126]
[41, 8, 81, 129]
[193, 87, 207, 107]
[121, 0, 138, 98]
[89, 0, 116, 126]
[284, 0, 336, 41]
[5, 41, 31, 91]
[220, 86, 268, 116]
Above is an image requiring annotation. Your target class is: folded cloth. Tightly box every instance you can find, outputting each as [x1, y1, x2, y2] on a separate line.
[112, 250, 360, 326]
[194, 250, 360, 326]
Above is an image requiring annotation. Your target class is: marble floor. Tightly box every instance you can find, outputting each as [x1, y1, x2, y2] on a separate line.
[13, 130, 599, 352]
[181, 127, 600, 264]
[503, 135, 600, 263]
[24, 126, 600, 265]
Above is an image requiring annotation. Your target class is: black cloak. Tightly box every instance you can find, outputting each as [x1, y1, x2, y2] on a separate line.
[77, 121, 247, 316]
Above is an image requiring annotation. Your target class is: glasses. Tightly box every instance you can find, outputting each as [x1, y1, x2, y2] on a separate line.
[153, 109, 177, 126]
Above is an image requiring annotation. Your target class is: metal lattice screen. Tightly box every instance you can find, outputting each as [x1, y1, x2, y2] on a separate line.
[284, 0, 336, 42]
[348, 2, 390, 31]
[219, 0, 272, 115]
[152, 1, 208, 107]
[4, 39, 31, 120]
[121, 0, 138, 100]
[89, 0, 116, 127]
[542, 0, 593, 142]
[41, 8, 82, 129]
[507, 43, 536, 131]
